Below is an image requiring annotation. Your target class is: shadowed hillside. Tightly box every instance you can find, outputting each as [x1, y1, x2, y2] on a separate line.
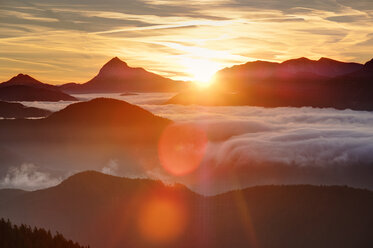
[0, 101, 51, 119]
[0, 218, 89, 248]
[0, 85, 77, 102]
[0, 171, 372, 248]
[0, 98, 171, 179]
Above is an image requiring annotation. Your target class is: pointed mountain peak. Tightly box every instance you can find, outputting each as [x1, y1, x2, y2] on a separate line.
[10, 73, 37, 82]
[104, 57, 128, 67]
[3, 73, 43, 85]
[99, 57, 130, 75]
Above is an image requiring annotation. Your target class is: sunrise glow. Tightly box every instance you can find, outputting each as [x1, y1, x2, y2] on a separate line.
[138, 195, 187, 244]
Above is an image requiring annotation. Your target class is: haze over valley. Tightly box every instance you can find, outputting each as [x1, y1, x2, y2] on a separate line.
[0, 0, 373, 247]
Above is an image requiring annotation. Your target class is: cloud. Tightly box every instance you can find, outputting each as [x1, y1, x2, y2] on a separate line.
[6, 95, 373, 195]
[140, 103, 373, 194]
[0, 164, 62, 190]
[101, 159, 120, 176]
[1, 0, 373, 83]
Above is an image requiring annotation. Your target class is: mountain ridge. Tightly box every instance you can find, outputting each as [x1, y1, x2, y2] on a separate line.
[0, 101, 51, 118]
[0, 73, 59, 91]
[60, 57, 189, 93]
[0, 170, 372, 248]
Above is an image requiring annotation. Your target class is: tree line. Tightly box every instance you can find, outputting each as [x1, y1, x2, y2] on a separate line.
[0, 218, 89, 248]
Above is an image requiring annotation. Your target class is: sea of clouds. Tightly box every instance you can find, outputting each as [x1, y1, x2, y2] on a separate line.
[4, 93, 372, 194]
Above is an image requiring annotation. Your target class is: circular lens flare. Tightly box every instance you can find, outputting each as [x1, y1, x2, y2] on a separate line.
[158, 123, 207, 176]
[138, 196, 187, 244]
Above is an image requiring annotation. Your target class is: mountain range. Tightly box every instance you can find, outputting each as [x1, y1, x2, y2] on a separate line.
[60, 57, 188, 93]
[168, 57, 373, 110]
[0, 171, 372, 248]
[0, 101, 51, 119]
[0, 74, 77, 102]
[4, 56, 372, 109]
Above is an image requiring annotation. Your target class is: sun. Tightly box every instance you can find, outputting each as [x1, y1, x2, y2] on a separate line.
[181, 58, 220, 87]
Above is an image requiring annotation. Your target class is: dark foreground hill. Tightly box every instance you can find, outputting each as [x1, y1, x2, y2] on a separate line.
[0, 218, 89, 248]
[0, 171, 372, 248]
[0, 101, 51, 119]
[60, 57, 188, 93]
[168, 57, 373, 110]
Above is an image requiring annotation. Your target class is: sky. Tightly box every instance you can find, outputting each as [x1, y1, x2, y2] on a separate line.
[1, 0, 373, 84]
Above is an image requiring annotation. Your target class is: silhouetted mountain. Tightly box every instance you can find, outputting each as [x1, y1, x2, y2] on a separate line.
[169, 57, 373, 110]
[0, 85, 77, 102]
[0, 218, 89, 248]
[215, 57, 363, 89]
[0, 98, 171, 175]
[46, 97, 170, 126]
[0, 101, 51, 119]
[345, 58, 373, 78]
[60, 57, 188, 93]
[0, 74, 59, 91]
[120, 92, 138, 96]
[0, 171, 372, 248]
[280, 57, 362, 77]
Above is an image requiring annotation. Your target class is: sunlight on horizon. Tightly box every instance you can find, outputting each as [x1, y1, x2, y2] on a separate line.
[180, 57, 221, 87]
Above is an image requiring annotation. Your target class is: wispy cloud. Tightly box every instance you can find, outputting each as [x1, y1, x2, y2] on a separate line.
[0, 164, 62, 190]
[0, 0, 372, 83]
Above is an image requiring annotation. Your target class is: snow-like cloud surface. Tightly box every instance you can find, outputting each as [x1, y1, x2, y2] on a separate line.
[16, 94, 373, 194]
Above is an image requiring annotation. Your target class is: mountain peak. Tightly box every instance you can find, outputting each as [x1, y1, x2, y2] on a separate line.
[98, 57, 130, 75]
[46, 97, 170, 125]
[318, 57, 335, 62]
[8, 73, 39, 83]
[105, 57, 128, 67]
[364, 58, 373, 71]
[282, 57, 312, 64]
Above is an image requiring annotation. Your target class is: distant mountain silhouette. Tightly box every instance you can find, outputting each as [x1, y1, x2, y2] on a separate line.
[46, 98, 170, 127]
[215, 57, 363, 88]
[0, 73, 59, 91]
[0, 101, 51, 118]
[0, 98, 171, 174]
[168, 57, 373, 110]
[0, 85, 77, 102]
[120, 92, 138, 96]
[0, 171, 372, 248]
[0, 218, 89, 248]
[60, 57, 188, 93]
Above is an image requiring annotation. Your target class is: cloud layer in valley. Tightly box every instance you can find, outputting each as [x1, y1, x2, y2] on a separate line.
[10, 94, 373, 194]
[0, 164, 62, 190]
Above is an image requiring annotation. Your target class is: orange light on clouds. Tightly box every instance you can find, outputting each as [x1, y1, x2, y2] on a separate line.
[158, 123, 208, 176]
[137, 195, 187, 244]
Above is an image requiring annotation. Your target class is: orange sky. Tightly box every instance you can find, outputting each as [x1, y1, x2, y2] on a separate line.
[1, 0, 373, 84]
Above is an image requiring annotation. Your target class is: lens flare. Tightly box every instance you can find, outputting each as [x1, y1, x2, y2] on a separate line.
[138, 195, 187, 244]
[158, 123, 208, 176]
